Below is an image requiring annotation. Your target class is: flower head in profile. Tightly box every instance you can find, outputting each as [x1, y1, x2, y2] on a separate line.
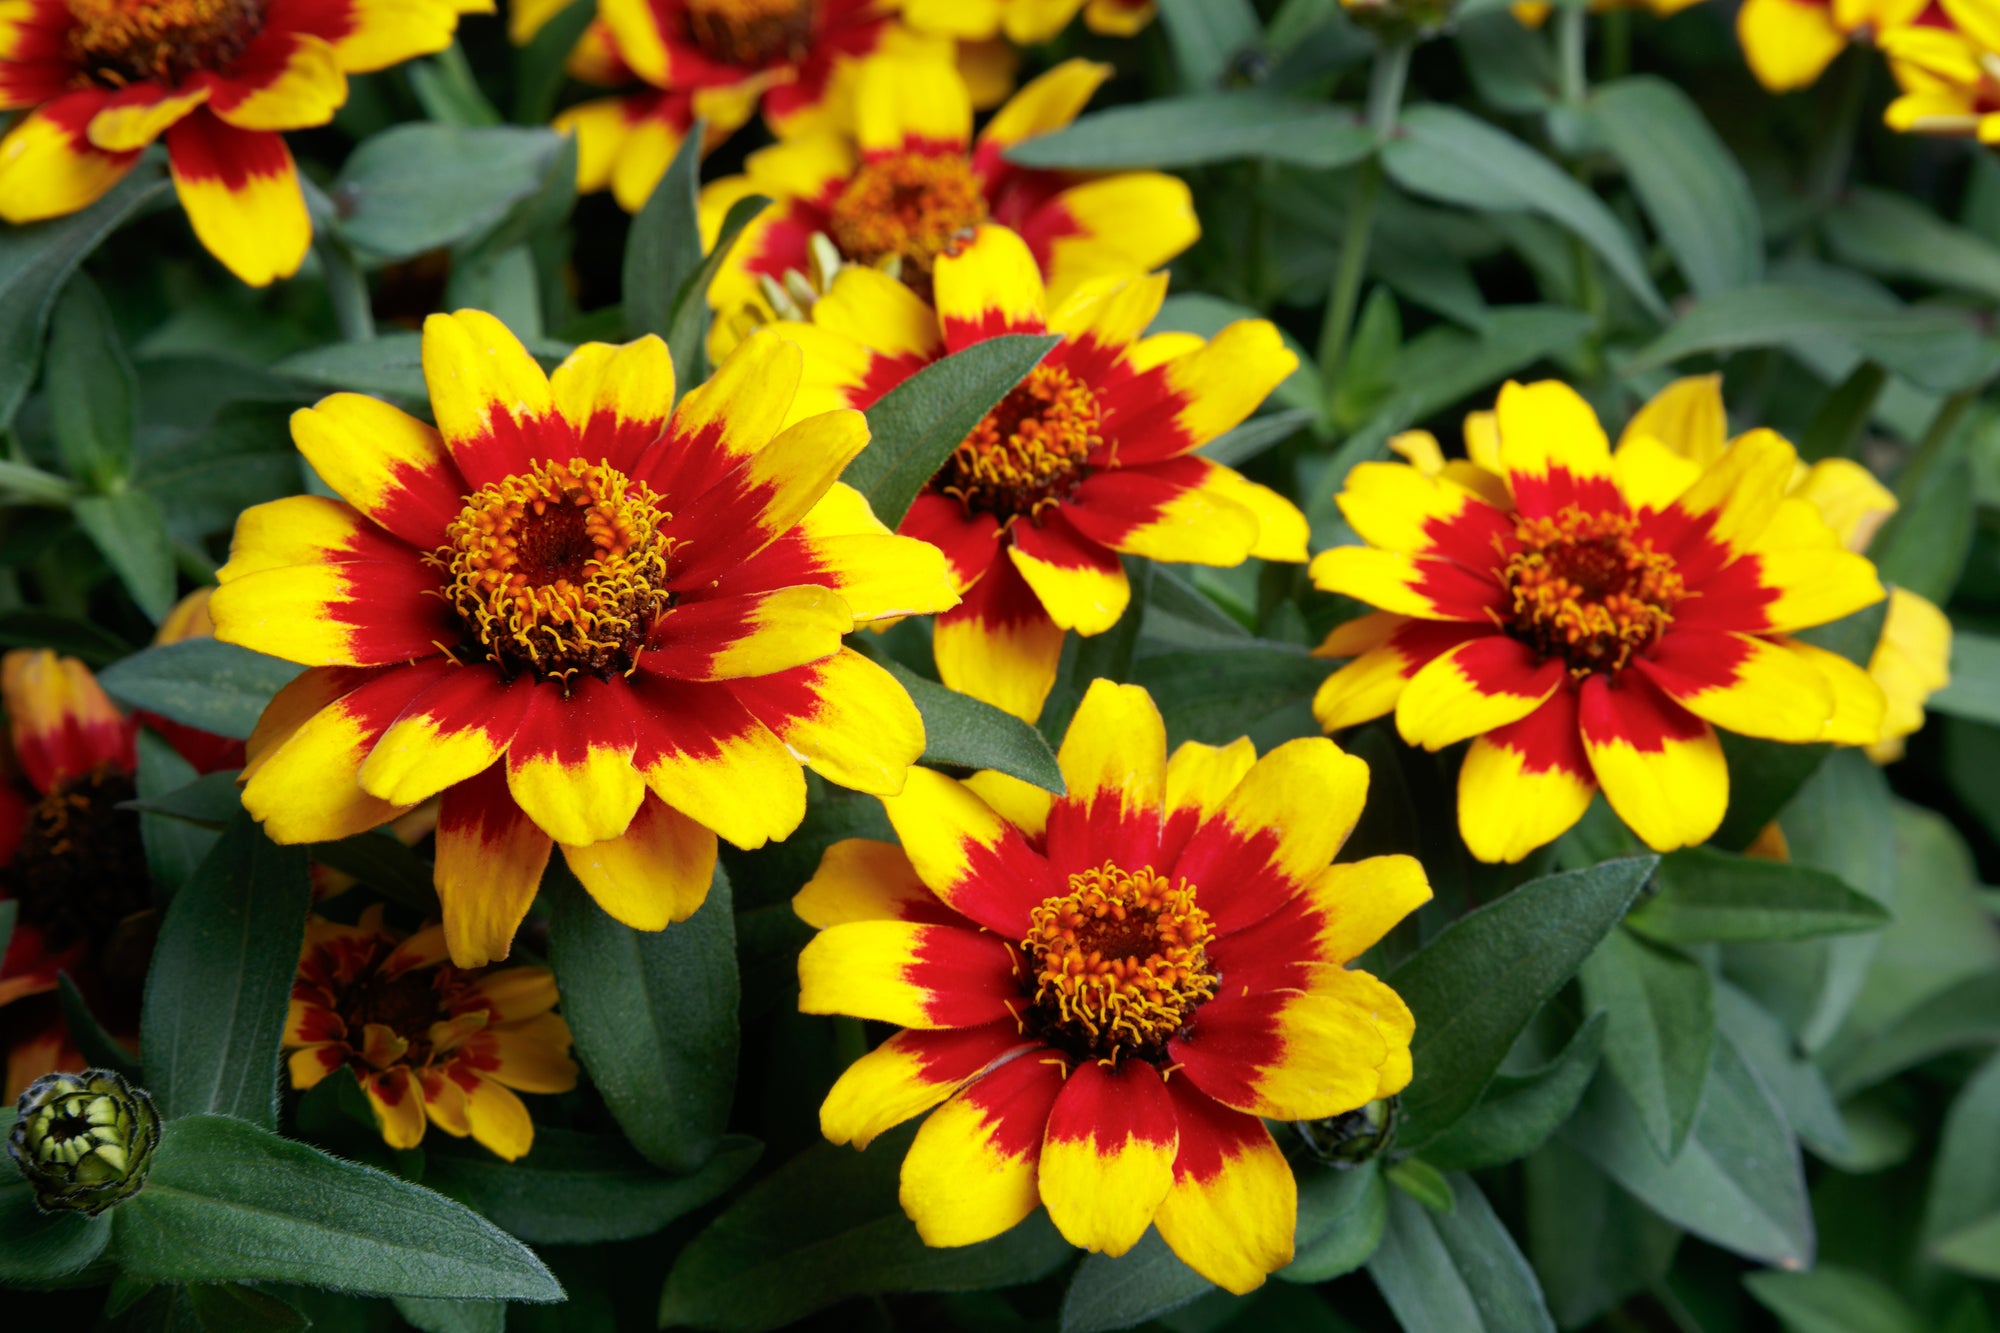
[0, 650, 151, 1100]
[700, 55, 1197, 360]
[554, 0, 913, 210]
[1312, 379, 1889, 862]
[1882, 0, 2000, 140]
[1736, 0, 1926, 92]
[0, 0, 479, 284]
[285, 907, 576, 1160]
[900, 0, 1154, 43]
[1632, 376, 1951, 764]
[776, 224, 1306, 722]
[210, 310, 957, 968]
[796, 680, 1426, 1293]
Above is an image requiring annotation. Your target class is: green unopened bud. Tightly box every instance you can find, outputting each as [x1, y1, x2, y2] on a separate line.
[7, 1068, 160, 1216]
[1341, 0, 1458, 41]
[1295, 1097, 1398, 1167]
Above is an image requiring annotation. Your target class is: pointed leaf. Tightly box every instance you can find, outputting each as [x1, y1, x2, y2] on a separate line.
[1368, 1173, 1556, 1333]
[1580, 929, 1714, 1157]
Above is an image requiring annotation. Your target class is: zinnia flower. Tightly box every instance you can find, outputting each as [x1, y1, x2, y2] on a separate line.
[284, 906, 577, 1159]
[1737, 0, 1927, 92]
[209, 310, 958, 968]
[0, 651, 149, 1100]
[555, 0, 909, 211]
[1628, 376, 1951, 764]
[700, 54, 1197, 360]
[0, 0, 479, 284]
[1311, 379, 1888, 863]
[900, 0, 1153, 43]
[796, 679, 1425, 1293]
[1882, 1, 2000, 139]
[774, 223, 1306, 722]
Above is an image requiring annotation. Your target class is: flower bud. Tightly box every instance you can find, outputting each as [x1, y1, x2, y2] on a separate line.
[1296, 1097, 1398, 1167]
[6, 1068, 161, 1216]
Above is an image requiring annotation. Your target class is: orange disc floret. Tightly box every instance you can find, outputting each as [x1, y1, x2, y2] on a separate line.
[285, 908, 578, 1160]
[433, 457, 676, 683]
[685, 0, 816, 66]
[1023, 862, 1217, 1058]
[937, 364, 1102, 523]
[64, 0, 259, 86]
[827, 153, 991, 279]
[1502, 506, 1684, 674]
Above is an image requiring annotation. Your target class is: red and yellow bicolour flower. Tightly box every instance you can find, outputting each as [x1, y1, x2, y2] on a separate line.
[775, 224, 1305, 722]
[0, 651, 145, 1100]
[796, 680, 1424, 1292]
[1310, 379, 1889, 863]
[901, 0, 1153, 42]
[1631, 376, 1952, 763]
[285, 907, 577, 1160]
[0, 0, 478, 285]
[1882, 0, 2000, 139]
[554, 0, 910, 211]
[1737, 0, 1926, 92]
[700, 54, 1197, 359]
[209, 309, 958, 968]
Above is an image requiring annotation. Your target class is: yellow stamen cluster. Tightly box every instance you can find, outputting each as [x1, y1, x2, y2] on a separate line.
[685, 0, 815, 66]
[1502, 506, 1684, 674]
[434, 458, 674, 684]
[828, 153, 991, 282]
[65, 0, 260, 87]
[938, 363, 1101, 523]
[1023, 863, 1217, 1060]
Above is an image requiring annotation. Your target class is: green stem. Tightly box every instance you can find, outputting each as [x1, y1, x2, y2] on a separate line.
[1806, 46, 1868, 206]
[1601, 7, 1631, 81]
[1557, 0, 1587, 106]
[319, 238, 375, 342]
[1896, 386, 1978, 500]
[1317, 39, 1411, 415]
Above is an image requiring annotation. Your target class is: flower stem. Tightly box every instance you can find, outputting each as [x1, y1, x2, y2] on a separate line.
[320, 237, 376, 342]
[1805, 46, 1868, 207]
[1557, 0, 1588, 106]
[1318, 38, 1412, 417]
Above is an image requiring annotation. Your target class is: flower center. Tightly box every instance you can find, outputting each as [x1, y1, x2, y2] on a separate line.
[684, 0, 815, 67]
[432, 458, 675, 685]
[64, 0, 262, 87]
[827, 153, 991, 285]
[936, 364, 1100, 524]
[9, 767, 150, 955]
[1501, 506, 1684, 674]
[1021, 862, 1217, 1062]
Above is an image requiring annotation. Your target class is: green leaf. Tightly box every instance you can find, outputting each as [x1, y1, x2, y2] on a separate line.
[136, 403, 303, 545]
[1932, 1212, 2000, 1282]
[99, 640, 303, 742]
[1872, 456, 1974, 604]
[1061, 1231, 1213, 1333]
[1367, 1173, 1556, 1333]
[1387, 1158, 1455, 1212]
[658, 1124, 1072, 1332]
[1455, 12, 1559, 113]
[1630, 847, 1891, 943]
[1580, 929, 1714, 1157]
[879, 661, 1064, 792]
[1934, 629, 2000, 727]
[185, 1283, 309, 1333]
[308, 831, 441, 916]
[1525, 1141, 1679, 1329]
[1563, 1035, 1812, 1267]
[0, 1111, 113, 1281]
[1591, 76, 1762, 297]
[1715, 981, 1849, 1163]
[0, 163, 170, 429]
[1421, 1013, 1607, 1174]
[1826, 970, 2000, 1097]
[276, 332, 579, 402]
[514, 0, 596, 124]
[1744, 1266, 1926, 1333]
[392, 1296, 505, 1333]
[426, 1129, 761, 1246]
[1198, 408, 1315, 468]
[1157, 0, 1260, 89]
[1382, 104, 1666, 319]
[664, 192, 771, 390]
[1619, 283, 2000, 395]
[0, 608, 133, 665]
[549, 862, 738, 1174]
[1823, 185, 2000, 304]
[1388, 856, 1657, 1147]
[405, 43, 502, 127]
[46, 274, 136, 489]
[111, 1114, 562, 1301]
[125, 770, 245, 828]
[1923, 1052, 2000, 1256]
[135, 728, 218, 899]
[140, 812, 310, 1129]
[73, 491, 174, 622]
[1130, 643, 1327, 748]
[624, 127, 703, 344]
[57, 973, 139, 1079]
[1005, 95, 1373, 170]
[850, 334, 1059, 527]
[333, 124, 568, 261]
[1282, 1158, 1388, 1283]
